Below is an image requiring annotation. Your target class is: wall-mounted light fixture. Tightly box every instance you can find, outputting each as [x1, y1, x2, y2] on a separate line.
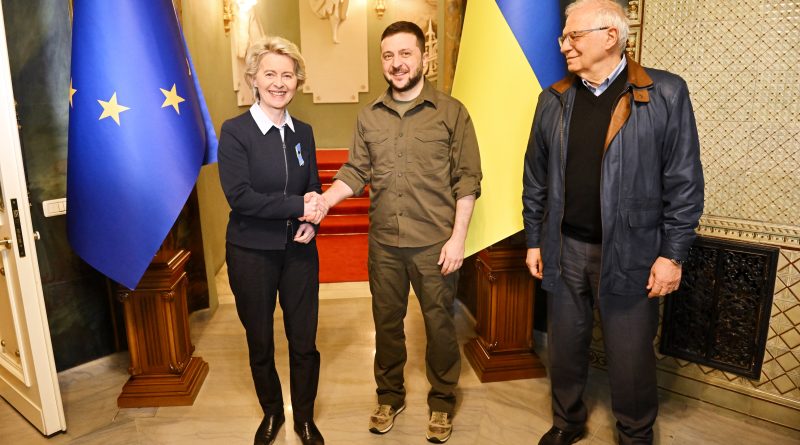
[375, 0, 386, 18]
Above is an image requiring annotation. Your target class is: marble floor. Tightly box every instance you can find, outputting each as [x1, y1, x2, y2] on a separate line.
[2, 276, 799, 445]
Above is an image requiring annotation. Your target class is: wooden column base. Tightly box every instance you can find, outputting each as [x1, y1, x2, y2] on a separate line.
[116, 249, 208, 408]
[464, 235, 547, 382]
[465, 337, 545, 383]
[117, 357, 209, 408]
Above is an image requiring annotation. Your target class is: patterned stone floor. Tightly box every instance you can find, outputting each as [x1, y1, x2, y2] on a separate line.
[1, 279, 799, 444]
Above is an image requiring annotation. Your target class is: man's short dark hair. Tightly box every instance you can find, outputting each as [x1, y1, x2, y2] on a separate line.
[381, 21, 425, 54]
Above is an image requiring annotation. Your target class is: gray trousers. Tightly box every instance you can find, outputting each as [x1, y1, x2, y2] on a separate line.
[368, 238, 460, 415]
[548, 235, 659, 445]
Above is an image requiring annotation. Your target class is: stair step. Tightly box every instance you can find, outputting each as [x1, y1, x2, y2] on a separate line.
[319, 169, 337, 184]
[315, 148, 368, 236]
[318, 214, 369, 235]
[317, 149, 349, 171]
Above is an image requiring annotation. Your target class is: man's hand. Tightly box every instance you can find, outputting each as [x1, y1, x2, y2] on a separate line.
[438, 195, 476, 276]
[646, 256, 682, 298]
[526, 248, 543, 279]
[438, 236, 465, 276]
[293, 223, 316, 244]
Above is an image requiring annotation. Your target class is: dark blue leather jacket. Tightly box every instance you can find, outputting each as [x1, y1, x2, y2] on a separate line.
[522, 57, 704, 296]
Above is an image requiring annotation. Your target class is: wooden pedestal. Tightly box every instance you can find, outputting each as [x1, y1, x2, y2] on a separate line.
[464, 242, 546, 382]
[116, 249, 209, 407]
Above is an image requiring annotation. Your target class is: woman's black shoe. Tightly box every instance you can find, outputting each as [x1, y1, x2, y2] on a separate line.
[254, 413, 285, 445]
[294, 420, 324, 445]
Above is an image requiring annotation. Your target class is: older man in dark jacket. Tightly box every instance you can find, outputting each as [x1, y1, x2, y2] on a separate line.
[522, 1, 703, 444]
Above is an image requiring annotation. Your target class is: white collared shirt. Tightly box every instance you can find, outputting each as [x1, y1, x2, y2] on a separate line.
[582, 56, 627, 97]
[249, 103, 295, 142]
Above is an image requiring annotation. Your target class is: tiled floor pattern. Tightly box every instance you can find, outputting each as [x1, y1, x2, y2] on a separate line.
[2, 279, 799, 444]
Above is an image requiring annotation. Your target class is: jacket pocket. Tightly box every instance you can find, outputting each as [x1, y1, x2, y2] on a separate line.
[629, 209, 661, 227]
[621, 209, 661, 270]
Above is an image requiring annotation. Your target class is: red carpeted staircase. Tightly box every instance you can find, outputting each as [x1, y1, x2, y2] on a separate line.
[316, 149, 369, 283]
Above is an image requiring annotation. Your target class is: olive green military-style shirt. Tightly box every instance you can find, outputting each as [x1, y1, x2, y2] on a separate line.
[334, 80, 482, 248]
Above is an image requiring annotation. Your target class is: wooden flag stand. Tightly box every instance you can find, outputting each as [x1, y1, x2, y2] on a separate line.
[116, 249, 208, 408]
[464, 239, 546, 382]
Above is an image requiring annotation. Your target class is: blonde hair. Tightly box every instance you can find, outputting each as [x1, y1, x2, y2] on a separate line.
[565, 0, 629, 54]
[244, 36, 307, 100]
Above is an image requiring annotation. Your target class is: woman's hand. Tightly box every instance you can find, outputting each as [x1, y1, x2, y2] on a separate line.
[294, 223, 316, 244]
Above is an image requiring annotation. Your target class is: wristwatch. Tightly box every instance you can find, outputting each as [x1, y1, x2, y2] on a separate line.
[669, 258, 683, 266]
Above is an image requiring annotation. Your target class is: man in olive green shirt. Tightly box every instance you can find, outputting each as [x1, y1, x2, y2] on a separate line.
[320, 21, 481, 444]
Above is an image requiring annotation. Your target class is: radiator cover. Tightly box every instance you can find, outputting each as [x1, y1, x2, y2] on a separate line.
[660, 236, 779, 379]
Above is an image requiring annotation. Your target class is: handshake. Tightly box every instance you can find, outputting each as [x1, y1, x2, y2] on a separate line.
[299, 191, 330, 225]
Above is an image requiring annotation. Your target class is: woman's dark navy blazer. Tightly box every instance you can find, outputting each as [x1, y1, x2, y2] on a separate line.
[218, 111, 322, 250]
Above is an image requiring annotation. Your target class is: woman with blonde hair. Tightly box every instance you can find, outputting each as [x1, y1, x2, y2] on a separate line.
[218, 36, 325, 445]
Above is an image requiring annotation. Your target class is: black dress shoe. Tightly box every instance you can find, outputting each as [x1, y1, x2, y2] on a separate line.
[294, 420, 325, 445]
[254, 413, 285, 445]
[538, 426, 585, 445]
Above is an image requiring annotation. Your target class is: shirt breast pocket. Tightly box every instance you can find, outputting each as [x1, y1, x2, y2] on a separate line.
[413, 127, 450, 174]
[365, 130, 393, 174]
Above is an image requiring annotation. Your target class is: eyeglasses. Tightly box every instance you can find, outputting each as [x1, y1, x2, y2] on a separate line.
[557, 26, 610, 46]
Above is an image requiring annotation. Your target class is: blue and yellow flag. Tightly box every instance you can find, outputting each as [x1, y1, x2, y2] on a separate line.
[452, 0, 564, 256]
[67, 0, 217, 289]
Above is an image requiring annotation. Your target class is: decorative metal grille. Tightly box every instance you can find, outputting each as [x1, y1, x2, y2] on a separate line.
[661, 237, 779, 379]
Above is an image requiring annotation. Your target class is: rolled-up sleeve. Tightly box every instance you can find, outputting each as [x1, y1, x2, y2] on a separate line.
[333, 119, 371, 196]
[450, 105, 482, 200]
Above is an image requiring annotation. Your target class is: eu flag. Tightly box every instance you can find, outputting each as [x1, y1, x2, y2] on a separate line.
[67, 0, 218, 289]
[452, 0, 565, 256]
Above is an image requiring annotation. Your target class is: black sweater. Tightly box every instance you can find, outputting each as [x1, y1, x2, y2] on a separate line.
[218, 111, 321, 250]
[562, 69, 628, 243]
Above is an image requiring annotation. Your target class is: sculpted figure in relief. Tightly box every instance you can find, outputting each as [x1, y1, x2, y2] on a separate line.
[309, 0, 349, 43]
[231, 1, 265, 105]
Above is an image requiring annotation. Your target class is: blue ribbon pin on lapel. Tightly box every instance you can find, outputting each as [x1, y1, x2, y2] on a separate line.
[295, 143, 304, 166]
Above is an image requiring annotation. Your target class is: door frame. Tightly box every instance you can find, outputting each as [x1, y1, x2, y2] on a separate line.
[0, 3, 66, 435]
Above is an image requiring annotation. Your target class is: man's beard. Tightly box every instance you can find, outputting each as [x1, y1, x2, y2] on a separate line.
[385, 65, 424, 93]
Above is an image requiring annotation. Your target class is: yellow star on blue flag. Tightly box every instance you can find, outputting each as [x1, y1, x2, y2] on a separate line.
[160, 84, 185, 114]
[97, 92, 130, 125]
[69, 79, 77, 108]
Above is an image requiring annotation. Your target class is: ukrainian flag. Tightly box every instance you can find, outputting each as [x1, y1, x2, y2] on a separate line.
[68, 0, 217, 289]
[453, 0, 564, 256]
